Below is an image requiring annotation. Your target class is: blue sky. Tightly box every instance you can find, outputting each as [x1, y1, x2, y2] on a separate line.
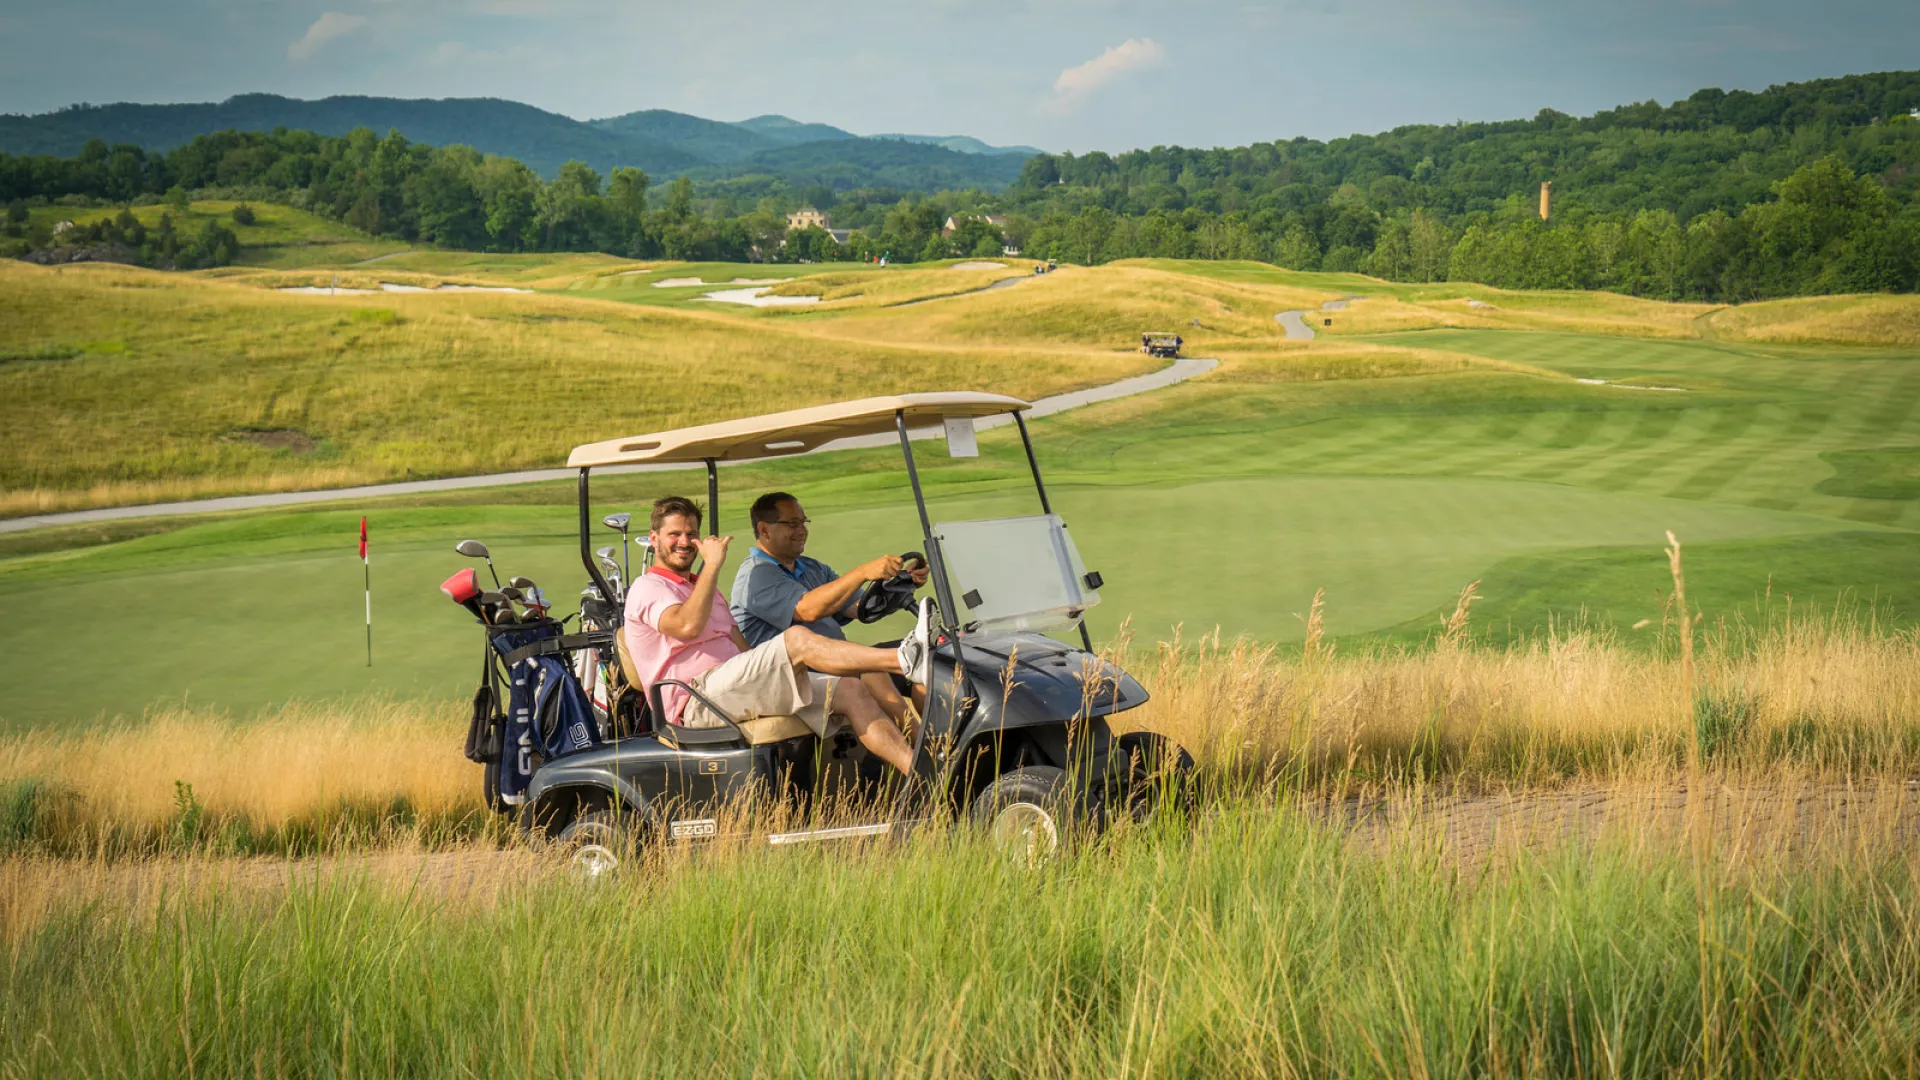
[2, 0, 1916, 152]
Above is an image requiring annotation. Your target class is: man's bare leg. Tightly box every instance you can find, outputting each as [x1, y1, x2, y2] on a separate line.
[781, 626, 903, 678]
[831, 676, 913, 775]
[860, 671, 914, 727]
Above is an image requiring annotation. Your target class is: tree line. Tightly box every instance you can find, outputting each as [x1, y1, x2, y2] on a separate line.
[3, 69, 1917, 299]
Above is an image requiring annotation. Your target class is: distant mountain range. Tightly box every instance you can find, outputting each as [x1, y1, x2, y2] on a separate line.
[0, 94, 1039, 190]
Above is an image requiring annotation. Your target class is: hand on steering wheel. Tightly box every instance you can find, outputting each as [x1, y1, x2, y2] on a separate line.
[854, 551, 926, 624]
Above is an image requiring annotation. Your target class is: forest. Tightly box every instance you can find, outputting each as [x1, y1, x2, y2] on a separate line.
[3, 70, 1917, 299]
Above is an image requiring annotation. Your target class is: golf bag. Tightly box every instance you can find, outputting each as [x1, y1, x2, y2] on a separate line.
[488, 623, 603, 806]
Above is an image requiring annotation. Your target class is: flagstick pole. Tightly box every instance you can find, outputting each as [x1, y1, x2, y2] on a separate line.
[364, 552, 372, 667]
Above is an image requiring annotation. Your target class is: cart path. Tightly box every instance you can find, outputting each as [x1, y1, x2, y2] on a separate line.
[890, 271, 1038, 307]
[0, 357, 1219, 535]
[6, 783, 1910, 920]
[1274, 297, 1358, 340]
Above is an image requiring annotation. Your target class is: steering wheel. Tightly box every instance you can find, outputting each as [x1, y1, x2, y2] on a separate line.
[854, 551, 926, 624]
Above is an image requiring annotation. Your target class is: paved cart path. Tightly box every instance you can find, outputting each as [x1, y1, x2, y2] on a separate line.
[1274, 297, 1357, 340]
[891, 271, 1037, 307]
[0, 357, 1219, 535]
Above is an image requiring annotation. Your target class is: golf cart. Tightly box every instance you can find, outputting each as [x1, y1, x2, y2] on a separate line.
[442, 392, 1191, 870]
[1140, 332, 1183, 359]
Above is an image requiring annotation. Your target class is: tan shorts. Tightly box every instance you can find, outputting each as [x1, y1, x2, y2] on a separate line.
[684, 635, 838, 736]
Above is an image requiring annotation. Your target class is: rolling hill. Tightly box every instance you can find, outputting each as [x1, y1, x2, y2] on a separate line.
[0, 95, 1038, 191]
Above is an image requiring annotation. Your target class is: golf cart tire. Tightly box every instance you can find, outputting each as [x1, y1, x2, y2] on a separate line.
[970, 766, 1072, 862]
[556, 809, 628, 878]
[1111, 732, 1197, 824]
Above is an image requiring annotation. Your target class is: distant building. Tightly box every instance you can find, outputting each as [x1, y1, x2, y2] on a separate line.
[1539, 181, 1552, 221]
[943, 214, 1009, 236]
[787, 208, 830, 231]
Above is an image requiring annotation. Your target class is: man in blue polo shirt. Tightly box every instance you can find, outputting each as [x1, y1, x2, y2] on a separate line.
[732, 491, 930, 728]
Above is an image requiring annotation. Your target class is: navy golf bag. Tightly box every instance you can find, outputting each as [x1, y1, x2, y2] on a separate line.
[488, 622, 603, 807]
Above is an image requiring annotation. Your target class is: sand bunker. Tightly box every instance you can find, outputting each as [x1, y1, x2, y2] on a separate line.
[278, 283, 530, 295]
[949, 261, 1006, 271]
[1576, 378, 1686, 392]
[697, 287, 820, 308]
[653, 276, 782, 288]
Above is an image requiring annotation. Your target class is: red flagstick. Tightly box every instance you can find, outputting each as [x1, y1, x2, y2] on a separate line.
[359, 517, 371, 666]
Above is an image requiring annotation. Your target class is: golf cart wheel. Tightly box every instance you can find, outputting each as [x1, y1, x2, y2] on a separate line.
[1112, 732, 1197, 824]
[556, 810, 627, 879]
[970, 766, 1069, 865]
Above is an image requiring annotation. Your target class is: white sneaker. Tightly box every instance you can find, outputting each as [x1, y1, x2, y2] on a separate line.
[896, 598, 936, 686]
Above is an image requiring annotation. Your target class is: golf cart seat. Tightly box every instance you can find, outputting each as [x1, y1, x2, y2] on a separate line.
[612, 628, 829, 747]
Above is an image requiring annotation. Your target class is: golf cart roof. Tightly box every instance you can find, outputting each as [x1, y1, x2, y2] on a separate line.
[567, 391, 1031, 467]
[1142, 331, 1180, 338]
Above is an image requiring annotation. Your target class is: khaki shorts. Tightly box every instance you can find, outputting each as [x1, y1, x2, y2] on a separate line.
[684, 635, 838, 736]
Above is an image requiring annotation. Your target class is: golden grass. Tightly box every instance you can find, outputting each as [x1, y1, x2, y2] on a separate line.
[1111, 615, 1920, 790]
[764, 263, 1030, 307]
[0, 261, 1153, 510]
[1322, 289, 1720, 340]
[3, 613, 1913, 863]
[820, 264, 1340, 350]
[0, 699, 471, 832]
[1708, 294, 1920, 346]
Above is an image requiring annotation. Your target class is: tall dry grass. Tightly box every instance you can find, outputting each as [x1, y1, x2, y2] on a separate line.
[1707, 293, 1920, 346]
[0, 261, 1149, 511]
[1112, 607, 1920, 792]
[3, 605, 1915, 858]
[0, 698, 478, 856]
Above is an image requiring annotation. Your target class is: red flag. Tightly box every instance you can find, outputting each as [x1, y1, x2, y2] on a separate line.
[358, 517, 368, 560]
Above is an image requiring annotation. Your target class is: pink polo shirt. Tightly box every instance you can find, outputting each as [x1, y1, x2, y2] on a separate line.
[623, 564, 742, 724]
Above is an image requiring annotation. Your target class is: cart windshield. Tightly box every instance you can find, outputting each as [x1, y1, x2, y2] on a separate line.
[932, 514, 1100, 633]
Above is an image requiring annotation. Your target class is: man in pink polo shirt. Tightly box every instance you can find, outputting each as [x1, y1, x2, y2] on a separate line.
[623, 495, 930, 775]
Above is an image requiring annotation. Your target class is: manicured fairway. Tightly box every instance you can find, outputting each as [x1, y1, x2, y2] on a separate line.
[0, 433, 1883, 729]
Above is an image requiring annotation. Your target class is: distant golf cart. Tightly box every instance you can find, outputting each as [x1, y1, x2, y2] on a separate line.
[441, 393, 1191, 872]
[1140, 332, 1183, 359]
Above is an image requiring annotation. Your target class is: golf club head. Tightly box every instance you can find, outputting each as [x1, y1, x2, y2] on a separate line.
[509, 576, 536, 591]
[500, 586, 524, 604]
[438, 568, 485, 619]
[454, 539, 490, 560]
[603, 512, 631, 533]
[595, 546, 615, 560]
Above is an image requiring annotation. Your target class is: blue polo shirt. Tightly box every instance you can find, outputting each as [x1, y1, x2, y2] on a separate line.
[731, 548, 851, 646]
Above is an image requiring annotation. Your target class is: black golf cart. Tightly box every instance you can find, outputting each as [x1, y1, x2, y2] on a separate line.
[445, 392, 1190, 871]
[1140, 332, 1183, 359]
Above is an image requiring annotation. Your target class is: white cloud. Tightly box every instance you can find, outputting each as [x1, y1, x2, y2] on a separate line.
[1049, 37, 1164, 110]
[287, 12, 369, 61]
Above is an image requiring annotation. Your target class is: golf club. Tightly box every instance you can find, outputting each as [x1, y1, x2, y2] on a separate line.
[455, 539, 501, 588]
[634, 534, 654, 572]
[603, 513, 632, 585]
[438, 568, 486, 621]
[478, 590, 511, 625]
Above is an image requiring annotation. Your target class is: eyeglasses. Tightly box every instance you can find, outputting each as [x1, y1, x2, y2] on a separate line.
[769, 517, 811, 529]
